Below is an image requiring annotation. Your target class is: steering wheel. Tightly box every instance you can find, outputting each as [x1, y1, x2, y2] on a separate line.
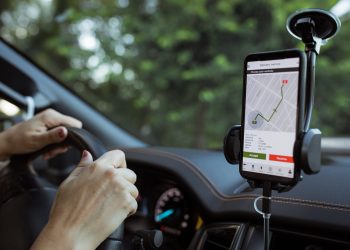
[0, 127, 124, 250]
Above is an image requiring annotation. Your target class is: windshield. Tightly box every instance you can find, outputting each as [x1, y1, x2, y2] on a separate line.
[1, 0, 349, 148]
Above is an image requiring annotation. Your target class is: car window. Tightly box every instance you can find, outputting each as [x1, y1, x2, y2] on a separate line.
[0, 0, 349, 148]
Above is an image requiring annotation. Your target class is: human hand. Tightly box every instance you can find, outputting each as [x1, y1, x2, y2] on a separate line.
[31, 150, 138, 250]
[0, 109, 82, 160]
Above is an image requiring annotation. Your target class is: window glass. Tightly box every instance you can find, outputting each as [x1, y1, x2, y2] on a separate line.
[0, 0, 348, 148]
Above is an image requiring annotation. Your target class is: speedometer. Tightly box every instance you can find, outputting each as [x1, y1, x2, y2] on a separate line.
[154, 187, 191, 236]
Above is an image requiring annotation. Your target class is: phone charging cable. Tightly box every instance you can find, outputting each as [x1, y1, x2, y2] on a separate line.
[253, 181, 272, 250]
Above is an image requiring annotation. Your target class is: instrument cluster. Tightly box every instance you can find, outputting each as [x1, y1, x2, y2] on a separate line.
[125, 180, 202, 250]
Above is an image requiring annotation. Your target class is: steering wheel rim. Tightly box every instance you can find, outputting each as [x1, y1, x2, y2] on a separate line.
[0, 127, 124, 250]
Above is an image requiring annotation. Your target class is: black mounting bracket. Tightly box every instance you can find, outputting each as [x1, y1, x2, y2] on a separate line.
[223, 125, 321, 192]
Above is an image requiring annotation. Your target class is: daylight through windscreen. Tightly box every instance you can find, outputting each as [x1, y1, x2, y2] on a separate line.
[0, 0, 349, 148]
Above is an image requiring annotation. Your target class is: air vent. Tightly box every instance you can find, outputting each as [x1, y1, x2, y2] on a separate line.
[198, 224, 241, 250]
[270, 229, 350, 250]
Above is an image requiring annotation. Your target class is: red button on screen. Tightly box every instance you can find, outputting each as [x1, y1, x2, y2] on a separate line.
[269, 154, 294, 163]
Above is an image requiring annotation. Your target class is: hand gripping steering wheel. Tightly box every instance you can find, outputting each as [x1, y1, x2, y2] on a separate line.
[0, 127, 124, 250]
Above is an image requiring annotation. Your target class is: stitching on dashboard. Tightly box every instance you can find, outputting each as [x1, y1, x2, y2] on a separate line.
[272, 199, 350, 212]
[273, 196, 350, 210]
[125, 148, 350, 212]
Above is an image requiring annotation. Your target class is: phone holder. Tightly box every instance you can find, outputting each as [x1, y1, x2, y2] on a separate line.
[223, 126, 321, 192]
[223, 9, 340, 192]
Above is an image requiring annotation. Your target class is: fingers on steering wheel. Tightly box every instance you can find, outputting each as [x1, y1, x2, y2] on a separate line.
[97, 150, 127, 169]
[42, 145, 69, 160]
[64, 151, 93, 181]
[114, 168, 137, 184]
[128, 193, 138, 216]
[41, 126, 68, 146]
[39, 108, 83, 129]
[128, 182, 139, 199]
[113, 172, 139, 199]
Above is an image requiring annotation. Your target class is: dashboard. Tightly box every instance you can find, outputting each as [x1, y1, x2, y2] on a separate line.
[122, 146, 350, 250]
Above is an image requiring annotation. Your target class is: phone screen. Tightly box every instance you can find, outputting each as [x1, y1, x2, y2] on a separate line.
[242, 56, 300, 180]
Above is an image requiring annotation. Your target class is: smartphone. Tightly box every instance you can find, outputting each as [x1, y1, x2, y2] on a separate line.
[240, 49, 306, 184]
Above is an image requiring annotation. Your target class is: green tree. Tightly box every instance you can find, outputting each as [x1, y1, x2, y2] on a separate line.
[1, 0, 346, 149]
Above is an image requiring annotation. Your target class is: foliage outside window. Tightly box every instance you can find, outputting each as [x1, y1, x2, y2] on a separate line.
[0, 0, 348, 148]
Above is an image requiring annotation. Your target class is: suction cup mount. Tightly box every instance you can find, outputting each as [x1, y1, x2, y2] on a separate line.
[287, 9, 341, 131]
[287, 9, 341, 54]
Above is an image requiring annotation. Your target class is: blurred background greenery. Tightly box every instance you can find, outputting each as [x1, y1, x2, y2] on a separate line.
[0, 0, 349, 148]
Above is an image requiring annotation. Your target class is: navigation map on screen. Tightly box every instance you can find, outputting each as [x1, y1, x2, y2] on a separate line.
[242, 57, 299, 178]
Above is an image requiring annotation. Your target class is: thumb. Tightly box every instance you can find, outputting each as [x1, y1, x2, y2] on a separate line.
[64, 150, 93, 182]
[77, 150, 94, 168]
[40, 126, 68, 146]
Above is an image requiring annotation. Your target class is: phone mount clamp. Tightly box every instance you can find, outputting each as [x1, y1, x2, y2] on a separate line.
[223, 8, 340, 250]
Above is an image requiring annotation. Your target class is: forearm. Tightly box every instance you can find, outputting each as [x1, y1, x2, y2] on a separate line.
[30, 223, 82, 250]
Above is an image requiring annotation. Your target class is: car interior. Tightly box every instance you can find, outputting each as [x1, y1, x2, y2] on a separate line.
[1, 1, 350, 250]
